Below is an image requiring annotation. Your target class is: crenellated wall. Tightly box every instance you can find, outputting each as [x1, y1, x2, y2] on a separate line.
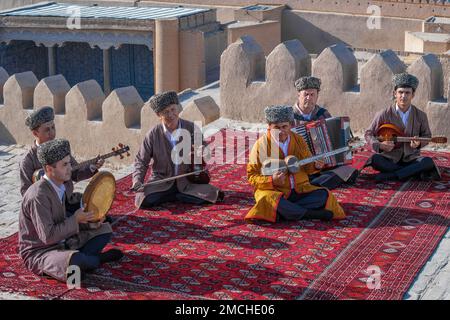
[1, 36, 449, 164]
[220, 36, 450, 138]
[0, 69, 217, 165]
[220, 36, 311, 121]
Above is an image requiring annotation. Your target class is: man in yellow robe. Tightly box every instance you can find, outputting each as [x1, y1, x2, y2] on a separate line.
[246, 105, 346, 223]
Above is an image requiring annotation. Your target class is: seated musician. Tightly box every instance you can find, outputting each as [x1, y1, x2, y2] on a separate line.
[365, 73, 440, 182]
[19, 106, 105, 215]
[292, 76, 358, 189]
[131, 91, 223, 209]
[293, 76, 331, 125]
[19, 139, 123, 282]
[245, 105, 346, 222]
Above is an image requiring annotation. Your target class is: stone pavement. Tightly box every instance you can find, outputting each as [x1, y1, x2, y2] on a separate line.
[0, 144, 26, 240]
[0, 119, 449, 300]
[405, 228, 450, 300]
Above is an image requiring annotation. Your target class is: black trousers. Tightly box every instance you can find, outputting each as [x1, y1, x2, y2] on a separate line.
[65, 199, 114, 276]
[141, 183, 207, 209]
[370, 154, 435, 180]
[276, 189, 328, 221]
[68, 233, 112, 272]
[309, 171, 344, 190]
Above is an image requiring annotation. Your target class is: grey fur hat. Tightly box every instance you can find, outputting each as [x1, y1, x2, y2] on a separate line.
[148, 91, 179, 114]
[294, 76, 321, 92]
[393, 73, 419, 90]
[264, 105, 294, 124]
[37, 138, 71, 166]
[25, 106, 54, 130]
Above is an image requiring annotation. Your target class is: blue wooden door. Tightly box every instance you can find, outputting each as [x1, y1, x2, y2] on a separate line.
[110, 44, 154, 101]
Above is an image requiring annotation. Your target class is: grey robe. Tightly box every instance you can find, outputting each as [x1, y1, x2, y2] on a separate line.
[133, 119, 221, 208]
[19, 179, 112, 282]
[365, 104, 440, 175]
[19, 142, 97, 196]
[365, 105, 432, 162]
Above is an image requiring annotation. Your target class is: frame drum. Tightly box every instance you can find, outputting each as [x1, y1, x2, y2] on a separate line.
[82, 171, 116, 222]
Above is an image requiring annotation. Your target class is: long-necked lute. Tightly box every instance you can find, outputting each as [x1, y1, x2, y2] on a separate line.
[32, 143, 130, 183]
[134, 170, 206, 192]
[376, 123, 447, 147]
[261, 146, 351, 176]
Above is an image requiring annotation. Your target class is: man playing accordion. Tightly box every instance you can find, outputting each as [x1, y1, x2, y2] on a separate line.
[292, 76, 359, 189]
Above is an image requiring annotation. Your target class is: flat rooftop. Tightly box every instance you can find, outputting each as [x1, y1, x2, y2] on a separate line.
[242, 4, 277, 11]
[0, 1, 210, 20]
[410, 32, 450, 43]
[426, 16, 450, 25]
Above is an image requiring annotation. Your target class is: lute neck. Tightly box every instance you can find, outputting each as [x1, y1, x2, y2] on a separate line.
[394, 137, 431, 143]
[295, 146, 349, 167]
[72, 151, 116, 171]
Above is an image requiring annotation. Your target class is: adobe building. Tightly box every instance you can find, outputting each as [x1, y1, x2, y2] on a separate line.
[0, 1, 227, 99]
[133, 0, 449, 55]
[406, 17, 450, 54]
[2, 1, 448, 100]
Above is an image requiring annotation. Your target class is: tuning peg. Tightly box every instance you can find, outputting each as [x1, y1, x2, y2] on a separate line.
[126, 152, 130, 157]
[120, 154, 124, 159]
[112, 147, 116, 152]
[119, 143, 124, 148]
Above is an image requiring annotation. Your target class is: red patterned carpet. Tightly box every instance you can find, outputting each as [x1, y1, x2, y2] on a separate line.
[0, 130, 449, 300]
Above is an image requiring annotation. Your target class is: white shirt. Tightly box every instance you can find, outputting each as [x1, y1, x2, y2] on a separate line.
[162, 120, 182, 176]
[277, 135, 295, 188]
[293, 103, 313, 121]
[43, 174, 66, 203]
[396, 104, 411, 127]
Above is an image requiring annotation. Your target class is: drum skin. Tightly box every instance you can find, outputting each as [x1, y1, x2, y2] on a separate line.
[82, 171, 116, 221]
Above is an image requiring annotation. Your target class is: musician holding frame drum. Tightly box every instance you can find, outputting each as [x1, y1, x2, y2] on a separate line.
[365, 73, 442, 182]
[19, 139, 123, 283]
[19, 106, 105, 216]
[245, 105, 346, 223]
[131, 91, 223, 209]
[292, 76, 359, 189]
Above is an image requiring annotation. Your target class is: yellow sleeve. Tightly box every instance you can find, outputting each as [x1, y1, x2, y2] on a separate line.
[247, 140, 274, 190]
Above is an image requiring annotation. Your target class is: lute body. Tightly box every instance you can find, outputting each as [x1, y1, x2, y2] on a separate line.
[376, 124, 447, 148]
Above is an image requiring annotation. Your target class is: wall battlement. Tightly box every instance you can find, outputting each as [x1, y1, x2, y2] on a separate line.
[0, 36, 448, 164]
[0, 69, 221, 165]
[220, 36, 450, 137]
[0, 70, 155, 164]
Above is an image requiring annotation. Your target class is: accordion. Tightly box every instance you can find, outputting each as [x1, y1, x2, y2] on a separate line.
[292, 116, 352, 169]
